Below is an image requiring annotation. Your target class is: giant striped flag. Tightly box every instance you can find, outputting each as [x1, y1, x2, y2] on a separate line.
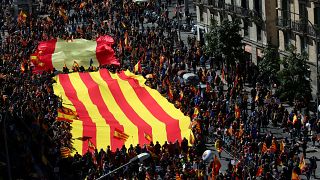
[53, 69, 191, 155]
[31, 36, 119, 73]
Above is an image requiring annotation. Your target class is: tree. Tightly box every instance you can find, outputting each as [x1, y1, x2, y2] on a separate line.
[257, 45, 280, 86]
[205, 18, 245, 69]
[276, 45, 312, 105]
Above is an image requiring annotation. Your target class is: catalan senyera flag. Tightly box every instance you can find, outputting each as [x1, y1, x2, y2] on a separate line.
[53, 69, 191, 155]
[31, 36, 119, 73]
[262, 142, 268, 153]
[60, 147, 71, 158]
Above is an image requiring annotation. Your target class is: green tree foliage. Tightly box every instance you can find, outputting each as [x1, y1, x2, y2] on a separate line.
[258, 45, 280, 86]
[276, 45, 312, 104]
[205, 19, 245, 69]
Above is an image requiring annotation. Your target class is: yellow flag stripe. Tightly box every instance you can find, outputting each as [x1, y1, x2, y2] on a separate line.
[124, 70, 191, 141]
[53, 76, 83, 155]
[90, 72, 139, 148]
[110, 72, 168, 144]
[68, 73, 110, 151]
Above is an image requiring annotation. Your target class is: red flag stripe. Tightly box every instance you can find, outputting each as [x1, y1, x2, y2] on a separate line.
[118, 71, 182, 142]
[96, 36, 120, 66]
[99, 70, 152, 145]
[79, 73, 124, 151]
[59, 74, 97, 153]
[35, 39, 56, 72]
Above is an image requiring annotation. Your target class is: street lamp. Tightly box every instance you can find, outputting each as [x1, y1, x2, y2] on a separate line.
[276, 7, 319, 119]
[95, 153, 150, 180]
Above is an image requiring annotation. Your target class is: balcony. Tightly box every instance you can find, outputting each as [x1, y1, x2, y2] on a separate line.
[276, 17, 291, 29]
[291, 20, 308, 34]
[277, 17, 320, 38]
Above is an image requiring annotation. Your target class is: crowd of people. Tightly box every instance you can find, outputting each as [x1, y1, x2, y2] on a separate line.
[1, 0, 320, 179]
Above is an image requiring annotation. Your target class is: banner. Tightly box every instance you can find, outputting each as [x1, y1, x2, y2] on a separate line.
[31, 36, 119, 72]
[53, 69, 191, 155]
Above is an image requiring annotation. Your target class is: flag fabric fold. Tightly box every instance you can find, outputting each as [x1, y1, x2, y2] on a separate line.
[31, 36, 119, 73]
[53, 69, 191, 155]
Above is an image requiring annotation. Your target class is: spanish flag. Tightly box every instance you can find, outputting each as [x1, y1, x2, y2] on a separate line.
[189, 131, 195, 144]
[20, 63, 25, 72]
[280, 140, 285, 153]
[192, 106, 199, 119]
[299, 155, 306, 172]
[31, 36, 119, 73]
[179, 90, 184, 101]
[235, 104, 241, 119]
[56, 106, 79, 122]
[79, 2, 86, 9]
[168, 88, 174, 101]
[59, 7, 68, 22]
[291, 170, 300, 180]
[270, 140, 277, 153]
[212, 155, 221, 179]
[256, 166, 263, 176]
[88, 139, 96, 151]
[124, 31, 129, 48]
[144, 133, 153, 142]
[114, 129, 129, 141]
[18, 10, 27, 23]
[134, 60, 142, 73]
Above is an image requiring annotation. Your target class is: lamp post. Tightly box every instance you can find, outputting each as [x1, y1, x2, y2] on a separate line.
[95, 153, 150, 180]
[276, 7, 319, 119]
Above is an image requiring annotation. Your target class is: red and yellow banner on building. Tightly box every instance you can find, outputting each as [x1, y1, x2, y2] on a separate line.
[53, 69, 191, 155]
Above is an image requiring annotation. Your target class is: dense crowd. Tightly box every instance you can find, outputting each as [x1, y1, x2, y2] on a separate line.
[0, 0, 320, 179]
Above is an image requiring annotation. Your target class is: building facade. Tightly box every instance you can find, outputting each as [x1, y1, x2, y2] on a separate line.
[194, 0, 278, 64]
[276, 0, 320, 97]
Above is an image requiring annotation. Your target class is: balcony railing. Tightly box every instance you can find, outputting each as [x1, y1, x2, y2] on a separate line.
[277, 17, 320, 38]
[277, 17, 291, 28]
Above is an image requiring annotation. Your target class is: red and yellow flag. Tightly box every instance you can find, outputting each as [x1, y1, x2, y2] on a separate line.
[53, 69, 191, 155]
[114, 128, 129, 141]
[56, 106, 78, 122]
[18, 10, 27, 23]
[60, 147, 71, 158]
[144, 133, 153, 142]
[299, 155, 306, 172]
[291, 170, 300, 180]
[270, 140, 277, 153]
[31, 36, 119, 73]
[256, 166, 263, 176]
[262, 142, 268, 153]
[212, 155, 221, 179]
[235, 104, 240, 119]
[134, 60, 142, 73]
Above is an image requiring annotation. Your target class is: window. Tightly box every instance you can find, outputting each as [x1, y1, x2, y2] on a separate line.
[241, 0, 247, 9]
[244, 20, 249, 37]
[300, 36, 308, 53]
[200, 7, 204, 21]
[282, 0, 289, 20]
[299, 3, 307, 21]
[284, 32, 290, 50]
[254, 0, 262, 16]
[257, 25, 262, 41]
[315, 7, 320, 26]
